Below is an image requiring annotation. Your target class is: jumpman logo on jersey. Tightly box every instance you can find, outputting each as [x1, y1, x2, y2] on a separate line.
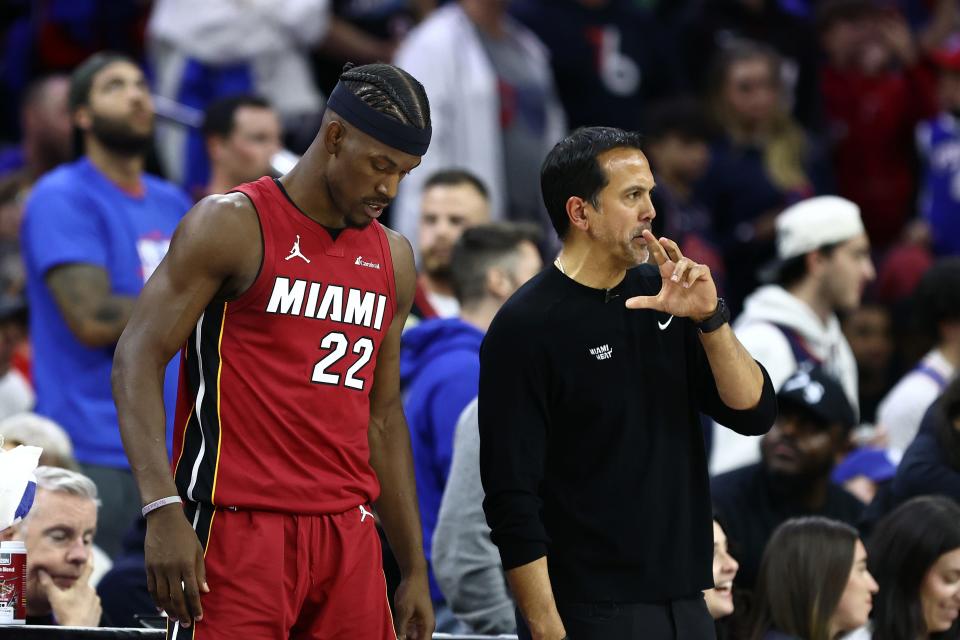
[359, 505, 374, 523]
[285, 235, 311, 263]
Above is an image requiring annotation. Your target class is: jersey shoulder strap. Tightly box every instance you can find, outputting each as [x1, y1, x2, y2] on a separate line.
[912, 364, 949, 390]
[770, 323, 823, 368]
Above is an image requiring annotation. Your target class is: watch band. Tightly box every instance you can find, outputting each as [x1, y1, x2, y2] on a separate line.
[696, 298, 730, 334]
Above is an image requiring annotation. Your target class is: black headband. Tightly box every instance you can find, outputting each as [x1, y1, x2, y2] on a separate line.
[326, 82, 432, 156]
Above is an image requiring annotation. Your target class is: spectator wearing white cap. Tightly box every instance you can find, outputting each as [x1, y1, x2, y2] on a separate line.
[711, 196, 875, 475]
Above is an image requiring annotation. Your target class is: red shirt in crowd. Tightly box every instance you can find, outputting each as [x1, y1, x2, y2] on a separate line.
[821, 61, 938, 249]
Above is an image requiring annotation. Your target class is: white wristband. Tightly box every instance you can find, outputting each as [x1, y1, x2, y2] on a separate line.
[141, 496, 182, 517]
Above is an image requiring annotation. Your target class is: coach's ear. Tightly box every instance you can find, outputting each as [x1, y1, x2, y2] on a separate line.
[566, 195, 591, 234]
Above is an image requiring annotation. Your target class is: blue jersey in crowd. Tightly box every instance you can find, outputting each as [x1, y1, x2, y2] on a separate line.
[400, 317, 485, 603]
[21, 158, 190, 468]
[917, 113, 960, 256]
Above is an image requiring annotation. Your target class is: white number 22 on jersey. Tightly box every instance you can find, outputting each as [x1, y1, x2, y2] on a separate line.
[312, 332, 375, 390]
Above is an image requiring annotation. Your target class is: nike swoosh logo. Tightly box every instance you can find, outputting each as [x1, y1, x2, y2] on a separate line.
[658, 315, 674, 331]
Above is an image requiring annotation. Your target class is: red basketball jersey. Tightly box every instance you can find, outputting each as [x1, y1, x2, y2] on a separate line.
[172, 177, 397, 514]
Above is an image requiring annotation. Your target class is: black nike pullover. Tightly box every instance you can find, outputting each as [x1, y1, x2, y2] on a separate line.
[479, 264, 777, 603]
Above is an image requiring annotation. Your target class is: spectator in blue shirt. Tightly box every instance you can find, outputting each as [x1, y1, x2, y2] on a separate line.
[19, 52, 191, 558]
[400, 222, 541, 629]
[917, 42, 960, 257]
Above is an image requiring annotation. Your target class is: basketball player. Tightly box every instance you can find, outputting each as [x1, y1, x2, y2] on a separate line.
[113, 63, 434, 640]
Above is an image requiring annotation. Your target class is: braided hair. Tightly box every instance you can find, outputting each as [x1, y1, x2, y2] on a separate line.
[337, 62, 431, 130]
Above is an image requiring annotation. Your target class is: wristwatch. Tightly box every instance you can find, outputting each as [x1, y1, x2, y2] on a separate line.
[695, 298, 730, 333]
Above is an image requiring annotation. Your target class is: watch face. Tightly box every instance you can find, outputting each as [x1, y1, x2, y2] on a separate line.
[718, 298, 730, 322]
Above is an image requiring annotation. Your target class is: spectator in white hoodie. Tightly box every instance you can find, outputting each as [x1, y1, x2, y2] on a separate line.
[711, 196, 875, 474]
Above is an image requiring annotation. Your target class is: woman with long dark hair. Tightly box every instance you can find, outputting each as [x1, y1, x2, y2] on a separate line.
[865, 496, 960, 640]
[750, 517, 877, 640]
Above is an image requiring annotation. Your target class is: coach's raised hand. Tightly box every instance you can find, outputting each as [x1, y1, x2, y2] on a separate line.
[625, 230, 718, 321]
[145, 505, 209, 628]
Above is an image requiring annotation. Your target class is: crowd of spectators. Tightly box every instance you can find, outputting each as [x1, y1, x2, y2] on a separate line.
[2, 0, 960, 637]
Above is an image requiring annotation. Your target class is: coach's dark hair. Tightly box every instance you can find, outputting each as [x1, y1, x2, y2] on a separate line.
[750, 517, 859, 640]
[914, 257, 960, 341]
[540, 126, 645, 239]
[337, 62, 431, 130]
[423, 168, 489, 200]
[867, 496, 960, 640]
[450, 222, 541, 307]
[775, 242, 840, 289]
[202, 94, 273, 139]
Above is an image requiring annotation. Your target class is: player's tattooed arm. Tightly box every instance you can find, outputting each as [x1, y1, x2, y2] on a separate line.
[45, 263, 136, 347]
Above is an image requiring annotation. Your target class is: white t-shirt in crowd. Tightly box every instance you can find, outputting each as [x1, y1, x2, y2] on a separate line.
[877, 349, 955, 455]
[427, 290, 460, 319]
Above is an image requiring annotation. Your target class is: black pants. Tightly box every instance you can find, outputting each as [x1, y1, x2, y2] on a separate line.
[517, 595, 717, 640]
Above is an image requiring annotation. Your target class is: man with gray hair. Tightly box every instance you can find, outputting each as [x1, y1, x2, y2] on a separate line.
[0, 465, 102, 626]
[0, 412, 77, 470]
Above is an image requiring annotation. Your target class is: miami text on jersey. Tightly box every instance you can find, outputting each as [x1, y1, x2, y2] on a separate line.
[266, 276, 388, 331]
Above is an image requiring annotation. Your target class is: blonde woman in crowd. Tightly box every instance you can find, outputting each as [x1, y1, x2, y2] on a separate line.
[696, 39, 827, 313]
